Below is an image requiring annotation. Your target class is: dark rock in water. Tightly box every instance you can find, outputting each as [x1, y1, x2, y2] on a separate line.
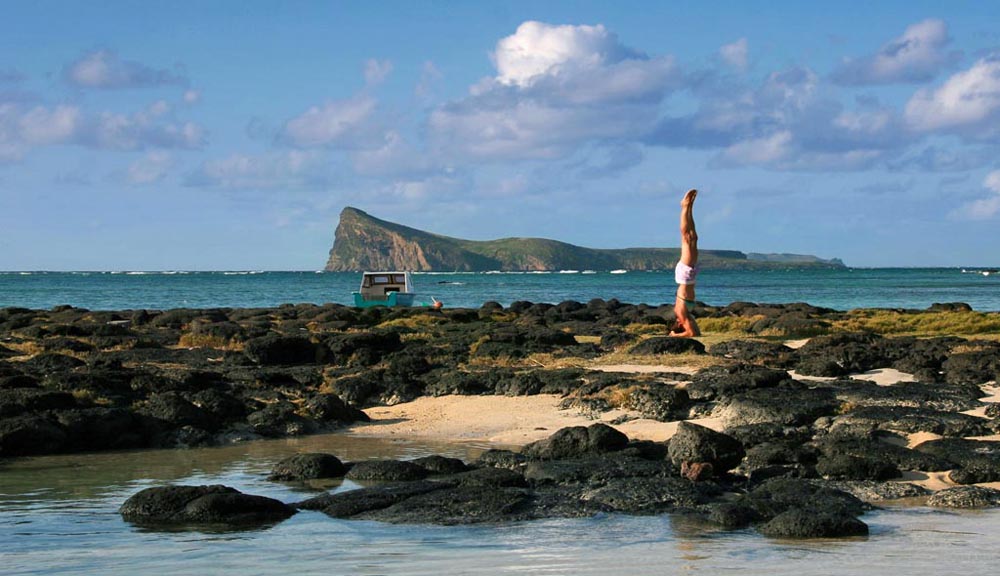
[686, 364, 789, 401]
[295, 481, 447, 516]
[244, 334, 328, 365]
[522, 453, 675, 486]
[629, 337, 705, 355]
[190, 389, 248, 423]
[578, 476, 714, 514]
[139, 392, 215, 431]
[719, 384, 839, 427]
[54, 407, 150, 453]
[830, 406, 988, 438]
[119, 485, 295, 526]
[522, 423, 629, 460]
[357, 485, 533, 525]
[740, 441, 818, 478]
[448, 466, 526, 488]
[823, 480, 930, 503]
[709, 477, 869, 532]
[247, 402, 313, 437]
[268, 453, 347, 481]
[708, 340, 798, 368]
[411, 455, 470, 475]
[346, 460, 430, 482]
[475, 449, 527, 471]
[302, 393, 369, 423]
[913, 438, 1000, 484]
[0, 344, 17, 358]
[759, 508, 868, 538]
[668, 421, 745, 473]
[926, 486, 1000, 508]
[625, 385, 690, 422]
[0, 414, 68, 456]
[815, 454, 900, 481]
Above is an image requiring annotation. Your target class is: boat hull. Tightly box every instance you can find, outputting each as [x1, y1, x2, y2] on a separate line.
[352, 291, 418, 308]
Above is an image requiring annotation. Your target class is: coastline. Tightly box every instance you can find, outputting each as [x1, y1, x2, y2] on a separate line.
[3, 299, 1000, 536]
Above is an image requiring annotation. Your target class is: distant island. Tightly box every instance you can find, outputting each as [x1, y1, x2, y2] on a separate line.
[324, 207, 845, 272]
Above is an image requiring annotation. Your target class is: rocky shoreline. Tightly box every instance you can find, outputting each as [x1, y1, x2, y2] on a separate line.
[3, 300, 1000, 538]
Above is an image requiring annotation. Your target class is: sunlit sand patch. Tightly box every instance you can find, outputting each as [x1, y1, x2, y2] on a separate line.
[851, 368, 917, 386]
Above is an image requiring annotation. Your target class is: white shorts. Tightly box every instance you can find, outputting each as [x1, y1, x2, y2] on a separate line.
[675, 262, 699, 285]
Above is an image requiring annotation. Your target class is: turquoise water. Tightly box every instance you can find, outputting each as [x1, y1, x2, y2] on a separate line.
[2, 433, 999, 576]
[1, 268, 998, 311]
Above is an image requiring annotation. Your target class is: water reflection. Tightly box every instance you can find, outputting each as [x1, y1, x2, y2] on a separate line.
[2, 435, 1000, 575]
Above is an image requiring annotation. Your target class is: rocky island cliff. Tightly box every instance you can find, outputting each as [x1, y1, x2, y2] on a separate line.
[324, 207, 845, 272]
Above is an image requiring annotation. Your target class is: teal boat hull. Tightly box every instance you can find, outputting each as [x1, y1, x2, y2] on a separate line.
[352, 291, 419, 308]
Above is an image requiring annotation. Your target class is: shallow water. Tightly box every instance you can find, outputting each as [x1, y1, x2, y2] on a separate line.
[2, 268, 999, 311]
[2, 434, 999, 575]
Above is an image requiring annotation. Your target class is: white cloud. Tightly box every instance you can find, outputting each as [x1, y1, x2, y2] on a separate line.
[951, 170, 1000, 220]
[429, 21, 678, 161]
[0, 100, 204, 160]
[186, 151, 331, 190]
[494, 21, 639, 87]
[833, 19, 958, 85]
[415, 61, 443, 100]
[64, 50, 188, 89]
[720, 131, 793, 165]
[719, 38, 749, 71]
[17, 105, 80, 145]
[183, 89, 201, 104]
[279, 96, 378, 148]
[905, 55, 1000, 138]
[127, 151, 173, 184]
[364, 59, 393, 86]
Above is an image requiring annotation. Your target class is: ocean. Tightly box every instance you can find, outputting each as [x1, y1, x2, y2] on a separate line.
[2, 268, 999, 311]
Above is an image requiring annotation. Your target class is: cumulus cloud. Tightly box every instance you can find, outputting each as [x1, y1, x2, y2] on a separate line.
[648, 66, 909, 170]
[126, 151, 173, 184]
[833, 19, 959, 85]
[493, 21, 642, 87]
[905, 55, 1000, 139]
[185, 151, 331, 190]
[183, 89, 201, 104]
[429, 21, 679, 161]
[951, 170, 1000, 220]
[0, 100, 205, 162]
[278, 95, 379, 148]
[351, 130, 446, 178]
[719, 38, 749, 71]
[64, 50, 188, 89]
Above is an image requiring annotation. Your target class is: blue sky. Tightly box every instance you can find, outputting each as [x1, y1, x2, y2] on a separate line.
[2, 0, 999, 270]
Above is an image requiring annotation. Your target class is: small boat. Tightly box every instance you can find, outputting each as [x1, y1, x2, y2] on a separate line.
[352, 271, 439, 308]
[610, 269, 628, 274]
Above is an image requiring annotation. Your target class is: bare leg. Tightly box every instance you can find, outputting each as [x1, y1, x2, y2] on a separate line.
[679, 189, 698, 267]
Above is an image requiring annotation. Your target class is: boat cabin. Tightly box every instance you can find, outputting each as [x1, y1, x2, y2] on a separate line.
[356, 271, 414, 301]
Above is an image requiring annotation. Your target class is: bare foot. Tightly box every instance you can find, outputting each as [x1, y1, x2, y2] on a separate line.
[681, 189, 697, 208]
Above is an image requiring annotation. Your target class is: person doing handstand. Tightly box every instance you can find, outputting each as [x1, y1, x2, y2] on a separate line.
[670, 189, 701, 337]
